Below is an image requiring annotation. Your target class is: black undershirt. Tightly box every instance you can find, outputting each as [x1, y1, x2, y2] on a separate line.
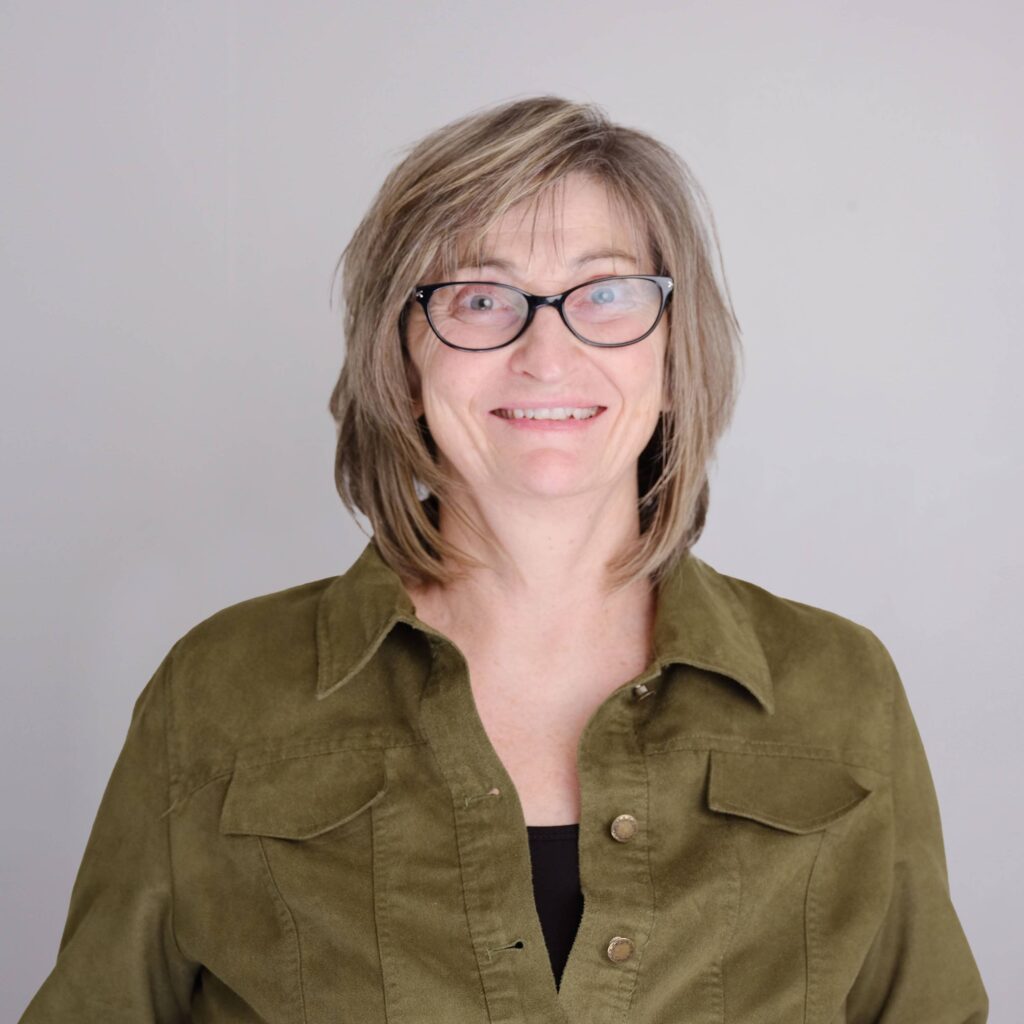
[526, 823, 583, 990]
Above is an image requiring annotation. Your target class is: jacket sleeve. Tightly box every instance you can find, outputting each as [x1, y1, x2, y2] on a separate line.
[19, 643, 198, 1022]
[846, 635, 988, 1023]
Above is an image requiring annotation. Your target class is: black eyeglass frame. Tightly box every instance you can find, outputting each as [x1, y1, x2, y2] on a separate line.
[410, 274, 674, 352]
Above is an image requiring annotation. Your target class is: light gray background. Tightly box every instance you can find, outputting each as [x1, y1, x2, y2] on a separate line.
[2, 0, 1019, 1017]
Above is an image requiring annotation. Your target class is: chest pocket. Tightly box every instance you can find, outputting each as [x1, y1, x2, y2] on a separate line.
[704, 748, 883, 1022]
[219, 746, 388, 839]
[211, 747, 391, 1019]
[706, 748, 871, 833]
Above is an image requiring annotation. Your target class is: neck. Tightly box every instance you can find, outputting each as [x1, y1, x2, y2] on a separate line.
[406, 479, 655, 661]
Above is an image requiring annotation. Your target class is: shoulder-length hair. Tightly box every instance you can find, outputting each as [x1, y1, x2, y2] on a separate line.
[329, 95, 742, 593]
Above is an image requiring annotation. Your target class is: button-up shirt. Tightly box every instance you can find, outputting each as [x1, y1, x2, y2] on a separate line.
[20, 540, 989, 1022]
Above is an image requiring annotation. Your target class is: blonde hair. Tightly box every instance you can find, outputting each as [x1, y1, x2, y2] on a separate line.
[328, 95, 742, 592]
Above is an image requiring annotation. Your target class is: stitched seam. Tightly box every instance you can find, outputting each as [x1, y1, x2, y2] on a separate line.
[164, 638, 185, 789]
[717, 821, 742, 1024]
[882, 653, 898, 782]
[650, 734, 849, 755]
[373, 766, 403, 1023]
[315, 585, 334, 698]
[623, 710, 656, 1017]
[649, 735, 874, 759]
[256, 836, 308, 1024]
[647, 739, 884, 774]
[803, 830, 828, 1024]
[169, 738, 426, 811]
[160, 640, 191, 983]
[235, 743, 405, 769]
[422, 641, 498, 1020]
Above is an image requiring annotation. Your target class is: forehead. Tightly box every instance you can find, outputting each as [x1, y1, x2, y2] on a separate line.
[450, 173, 650, 273]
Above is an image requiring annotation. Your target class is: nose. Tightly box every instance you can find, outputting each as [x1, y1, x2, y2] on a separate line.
[507, 304, 580, 376]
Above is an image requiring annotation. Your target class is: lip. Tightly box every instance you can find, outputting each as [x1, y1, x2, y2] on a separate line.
[490, 406, 607, 430]
[490, 400, 605, 411]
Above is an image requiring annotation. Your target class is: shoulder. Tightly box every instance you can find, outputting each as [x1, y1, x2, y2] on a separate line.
[171, 575, 335, 675]
[158, 575, 341, 777]
[709, 559, 891, 663]
[694, 557, 900, 754]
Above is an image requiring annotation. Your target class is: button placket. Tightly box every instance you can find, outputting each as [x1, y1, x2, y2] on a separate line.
[557, 674, 659, 1020]
[592, 678, 653, 978]
[416, 636, 540, 1024]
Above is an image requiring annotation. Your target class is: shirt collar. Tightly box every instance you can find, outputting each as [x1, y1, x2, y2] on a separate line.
[316, 539, 774, 715]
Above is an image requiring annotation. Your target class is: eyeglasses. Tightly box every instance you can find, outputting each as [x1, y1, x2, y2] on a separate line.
[410, 274, 674, 351]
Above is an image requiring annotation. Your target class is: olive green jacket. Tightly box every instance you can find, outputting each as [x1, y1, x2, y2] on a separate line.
[20, 540, 988, 1022]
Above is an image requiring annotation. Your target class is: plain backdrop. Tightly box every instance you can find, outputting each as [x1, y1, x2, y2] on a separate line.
[2, 0, 1020, 1017]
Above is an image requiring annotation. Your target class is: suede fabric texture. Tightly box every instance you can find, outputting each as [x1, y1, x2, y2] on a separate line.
[20, 539, 988, 1022]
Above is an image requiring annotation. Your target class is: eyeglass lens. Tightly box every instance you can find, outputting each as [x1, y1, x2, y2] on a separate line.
[425, 278, 664, 349]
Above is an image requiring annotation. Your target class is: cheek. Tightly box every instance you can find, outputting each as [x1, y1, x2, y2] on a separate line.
[620, 344, 666, 403]
[416, 353, 488, 427]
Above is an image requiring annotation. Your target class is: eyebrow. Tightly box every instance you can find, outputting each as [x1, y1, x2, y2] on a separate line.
[457, 248, 640, 275]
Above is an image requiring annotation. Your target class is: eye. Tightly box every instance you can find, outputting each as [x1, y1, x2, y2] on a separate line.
[451, 285, 512, 312]
[569, 278, 640, 314]
[590, 285, 618, 305]
[577, 279, 640, 306]
[434, 284, 525, 328]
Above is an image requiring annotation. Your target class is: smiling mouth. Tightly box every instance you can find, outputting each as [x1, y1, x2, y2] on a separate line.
[491, 406, 606, 421]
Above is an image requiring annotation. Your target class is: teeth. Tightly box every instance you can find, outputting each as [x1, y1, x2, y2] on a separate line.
[497, 406, 600, 421]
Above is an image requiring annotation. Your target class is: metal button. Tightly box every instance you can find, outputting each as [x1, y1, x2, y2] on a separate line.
[631, 682, 653, 700]
[606, 935, 635, 963]
[609, 813, 638, 842]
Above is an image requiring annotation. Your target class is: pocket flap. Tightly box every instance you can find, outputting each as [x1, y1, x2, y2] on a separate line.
[220, 748, 388, 840]
[707, 749, 870, 834]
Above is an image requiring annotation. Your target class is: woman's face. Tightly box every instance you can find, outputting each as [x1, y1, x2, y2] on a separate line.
[403, 172, 669, 506]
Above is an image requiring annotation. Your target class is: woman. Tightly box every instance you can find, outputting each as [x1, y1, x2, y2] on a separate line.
[21, 96, 987, 1021]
